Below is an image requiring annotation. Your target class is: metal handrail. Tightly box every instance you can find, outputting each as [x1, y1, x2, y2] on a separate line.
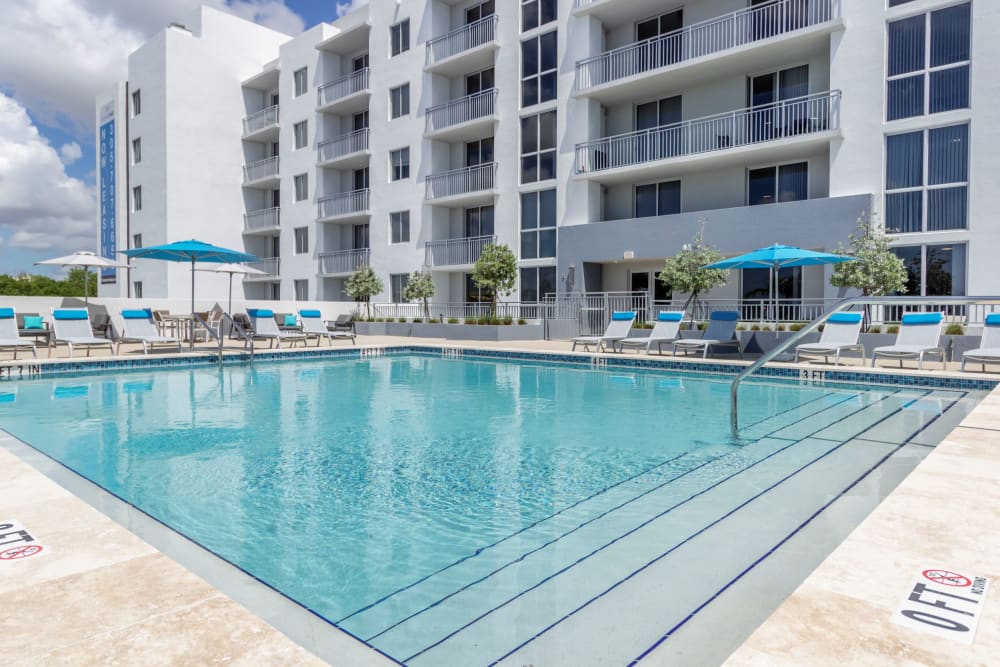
[192, 312, 255, 367]
[730, 295, 1000, 436]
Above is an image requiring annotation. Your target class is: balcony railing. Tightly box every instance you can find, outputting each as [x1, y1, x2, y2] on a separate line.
[246, 257, 280, 277]
[319, 248, 370, 275]
[243, 207, 280, 232]
[318, 128, 369, 163]
[426, 15, 498, 66]
[242, 105, 279, 135]
[425, 235, 495, 267]
[317, 189, 370, 220]
[243, 156, 279, 183]
[318, 68, 369, 107]
[425, 163, 497, 200]
[575, 91, 840, 174]
[576, 0, 837, 90]
[425, 89, 497, 134]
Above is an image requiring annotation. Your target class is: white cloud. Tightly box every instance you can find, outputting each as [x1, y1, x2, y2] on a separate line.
[59, 141, 83, 164]
[335, 0, 368, 19]
[81, 0, 305, 38]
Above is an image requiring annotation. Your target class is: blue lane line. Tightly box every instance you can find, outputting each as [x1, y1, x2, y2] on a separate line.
[402, 391, 904, 664]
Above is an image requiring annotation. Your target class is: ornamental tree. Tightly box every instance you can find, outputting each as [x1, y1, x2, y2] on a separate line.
[344, 266, 383, 319]
[472, 243, 518, 314]
[403, 269, 436, 319]
[829, 214, 908, 330]
[658, 227, 729, 318]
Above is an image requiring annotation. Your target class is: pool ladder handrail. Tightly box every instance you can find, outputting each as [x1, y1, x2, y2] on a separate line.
[729, 295, 1000, 437]
[191, 312, 255, 367]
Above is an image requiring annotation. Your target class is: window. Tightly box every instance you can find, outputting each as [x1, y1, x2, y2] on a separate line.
[521, 31, 557, 107]
[270, 283, 281, 301]
[887, 4, 970, 121]
[293, 174, 308, 202]
[294, 227, 308, 254]
[635, 181, 681, 217]
[132, 234, 142, 249]
[390, 147, 410, 181]
[747, 162, 808, 206]
[390, 273, 409, 302]
[742, 267, 801, 300]
[635, 9, 684, 69]
[293, 67, 308, 97]
[465, 206, 495, 238]
[131, 89, 141, 116]
[520, 267, 557, 302]
[466, 68, 495, 96]
[885, 124, 968, 233]
[466, 273, 493, 303]
[466, 138, 494, 166]
[271, 188, 280, 207]
[293, 121, 308, 150]
[390, 84, 410, 119]
[353, 111, 369, 130]
[133, 281, 143, 299]
[390, 211, 410, 243]
[520, 111, 556, 183]
[353, 223, 369, 249]
[131, 138, 141, 164]
[390, 20, 410, 56]
[132, 185, 142, 212]
[294, 279, 309, 301]
[892, 244, 966, 297]
[521, 0, 556, 31]
[467, 1, 494, 24]
[354, 167, 370, 190]
[520, 189, 556, 259]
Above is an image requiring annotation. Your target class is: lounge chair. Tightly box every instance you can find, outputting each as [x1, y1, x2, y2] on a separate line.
[299, 310, 356, 346]
[794, 312, 865, 365]
[962, 313, 1000, 372]
[0, 308, 37, 359]
[671, 311, 743, 359]
[50, 308, 115, 358]
[871, 312, 945, 370]
[248, 308, 306, 349]
[116, 309, 182, 355]
[571, 311, 635, 352]
[613, 311, 684, 354]
[329, 313, 355, 333]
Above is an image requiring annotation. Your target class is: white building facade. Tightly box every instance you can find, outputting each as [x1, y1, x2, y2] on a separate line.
[98, 0, 1000, 312]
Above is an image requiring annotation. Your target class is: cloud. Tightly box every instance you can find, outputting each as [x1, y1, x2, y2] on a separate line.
[59, 141, 83, 164]
[81, 0, 305, 37]
[335, 0, 368, 19]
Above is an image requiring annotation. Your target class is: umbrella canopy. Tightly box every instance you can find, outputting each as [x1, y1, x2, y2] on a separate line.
[35, 250, 131, 306]
[195, 263, 267, 314]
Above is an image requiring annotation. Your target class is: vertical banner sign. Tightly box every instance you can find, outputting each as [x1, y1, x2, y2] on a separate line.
[99, 102, 117, 284]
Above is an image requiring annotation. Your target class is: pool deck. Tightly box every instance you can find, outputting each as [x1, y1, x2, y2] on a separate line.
[2, 336, 999, 665]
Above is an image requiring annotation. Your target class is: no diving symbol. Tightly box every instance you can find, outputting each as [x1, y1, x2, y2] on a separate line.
[923, 569, 972, 587]
[0, 544, 43, 560]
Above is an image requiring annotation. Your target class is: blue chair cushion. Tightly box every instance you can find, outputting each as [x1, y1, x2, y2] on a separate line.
[611, 311, 635, 321]
[122, 309, 151, 320]
[657, 312, 684, 322]
[710, 311, 739, 322]
[0, 308, 13, 319]
[902, 312, 943, 325]
[284, 314, 298, 327]
[53, 309, 89, 321]
[248, 308, 273, 318]
[299, 309, 322, 318]
[985, 313, 1000, 327]
[23, 316, 44, 330]
[828, 312, 863, 324]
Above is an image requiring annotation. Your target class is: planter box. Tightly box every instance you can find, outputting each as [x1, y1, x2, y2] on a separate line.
[354, 322, 386, 336]
[354, 321, 544, 341]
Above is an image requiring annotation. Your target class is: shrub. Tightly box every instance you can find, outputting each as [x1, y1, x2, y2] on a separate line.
[412, 317, 423, 323]
[501, 316, 514, 325]
[887, 324, 900, 334]
[945, 323, 965, 336]
[447, 317, 459, 324]
[490, 316, 502, 325]
[397, 317, 407, 323]
[750, 324, 762, 332]
[517, 318, 527, 325]
[477, 315, 490, 325]
[776, 324, 786, 332]
[464, 318, 476, 325]
[788, 322, 806, 332]
[868, 325, 881, 334]
[736, 324, 747, 331]
[697, 322, 708, 331]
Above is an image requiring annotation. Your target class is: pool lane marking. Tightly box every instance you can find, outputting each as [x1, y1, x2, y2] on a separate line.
[628, 391, 965, 665]
[400, 391, 908, 663]
[484, 390, 936, 667]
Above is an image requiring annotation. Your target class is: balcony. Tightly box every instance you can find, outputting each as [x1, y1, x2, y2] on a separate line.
[318, 248, 370, 276]
[317, 189, 370, 223]
[425, 163, 497, 205]
[425, 235, 495, 269]
[242, 105, 279, 140]
[575, 0, 841, 103]
[425, 89, 497, 140]
[243, 156, 280, 187]
[317, 68, 370, 114]
[425, 15, 498, 76]
[243, 207, 280, 234]
[245, 257, 280, 279]
[575, 91, 841, 184]
[317, 128, 370, 169]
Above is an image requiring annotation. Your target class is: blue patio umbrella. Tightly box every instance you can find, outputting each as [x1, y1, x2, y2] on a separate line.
[121, 240, 257, 347]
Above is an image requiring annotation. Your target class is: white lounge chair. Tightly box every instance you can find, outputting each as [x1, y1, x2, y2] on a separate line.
[116, 308, 182, 355]
[794, 312, 865, 366]
[299, 310, 355, 346]
[248, 308, 307, 349]
[0, 308, 36, 359]
[613, 311, 684, 354]
[671, 311, 742, 359]
[50, 308, 114, 358]
[871, 312, 945, 370]
[571, 311, 635, 352]
[962, 313, 1000, 372]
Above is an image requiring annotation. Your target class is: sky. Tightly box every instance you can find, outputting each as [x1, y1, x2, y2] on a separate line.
[0, 0, 367, 276]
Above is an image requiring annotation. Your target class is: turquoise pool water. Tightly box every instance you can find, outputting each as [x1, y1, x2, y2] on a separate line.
[0, 354, 986, 665]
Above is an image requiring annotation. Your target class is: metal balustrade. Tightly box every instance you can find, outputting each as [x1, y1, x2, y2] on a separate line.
[318, 128, 369, 163]
[425, 163, 497, 200]
[319, 248, 370, 275]
[317, 68, 369, 107]
[243, 156, 279, 184]
[243, 207, 280, 232]
[426, 15, 498, 66]
[574, 91, 840, 174]
[425, 89, 497, 134]
[576, 0, 837, 90]
[424, 235, 495, 267]
[369, 301, 543, 321]
[317, 189, 370, 220]
[246, 257, 280, 277]
[242, 105, 279, 135]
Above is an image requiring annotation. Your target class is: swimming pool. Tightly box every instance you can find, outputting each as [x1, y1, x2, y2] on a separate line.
[0, 352, 988, 665]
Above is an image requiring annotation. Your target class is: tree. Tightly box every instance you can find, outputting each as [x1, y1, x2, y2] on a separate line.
[403, 269, 436, 319]
[658, 227, 729, 319]
[472, 243, 518, 314]
[830, 214, 908, 330]
[0, 268, 97, 297]
[344, 266, 383, 319]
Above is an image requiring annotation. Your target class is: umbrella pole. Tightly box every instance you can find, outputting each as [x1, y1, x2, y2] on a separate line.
[190, 257, 196, 350]
[84, 266, 89, 308]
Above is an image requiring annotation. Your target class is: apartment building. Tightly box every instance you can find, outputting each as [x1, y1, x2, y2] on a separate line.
[98, 0, 999, 309]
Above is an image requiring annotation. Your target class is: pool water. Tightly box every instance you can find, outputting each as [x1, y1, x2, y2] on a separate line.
[0, 354, 986, 665]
